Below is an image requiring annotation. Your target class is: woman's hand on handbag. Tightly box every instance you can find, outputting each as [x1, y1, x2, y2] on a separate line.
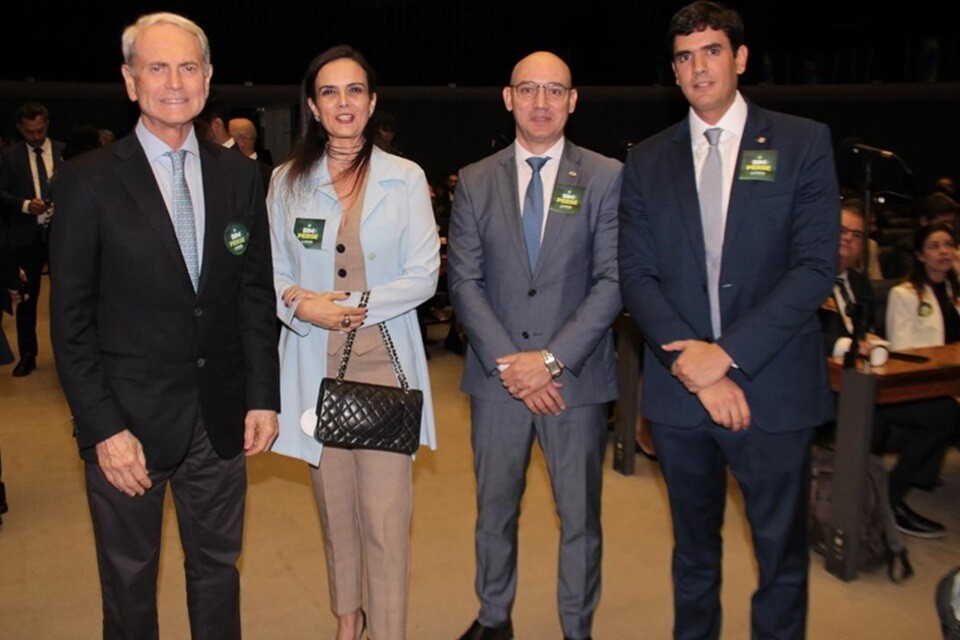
[288, 288, 367, 331]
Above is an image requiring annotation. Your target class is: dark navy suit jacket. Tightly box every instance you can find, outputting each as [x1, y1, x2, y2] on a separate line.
[619, 103, 839, 432]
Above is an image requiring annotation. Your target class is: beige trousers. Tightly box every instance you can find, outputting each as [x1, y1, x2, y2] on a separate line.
[311, 448, 412, 640]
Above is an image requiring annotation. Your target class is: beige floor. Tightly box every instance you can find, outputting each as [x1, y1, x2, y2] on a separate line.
[1, 290, 958, 639]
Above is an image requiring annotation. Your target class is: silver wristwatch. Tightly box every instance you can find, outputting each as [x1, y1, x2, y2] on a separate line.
[540, 350, 562, 378]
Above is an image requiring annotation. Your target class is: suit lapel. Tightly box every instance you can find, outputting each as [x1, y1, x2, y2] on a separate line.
[534, 143, 581, 279]
[199, 142, 230, 295]
[360, 149, 388, 225]
[671, 121, 708, 282]
[722, 104, 770, 274]
[494, 148, 531, 278]
[112, 135, 195, 293]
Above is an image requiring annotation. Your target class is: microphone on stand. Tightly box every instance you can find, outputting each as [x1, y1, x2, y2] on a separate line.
[843, 138, 897, 159]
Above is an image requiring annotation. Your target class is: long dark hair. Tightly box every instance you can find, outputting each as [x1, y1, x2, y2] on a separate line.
[285, 45, 378, 189]
[908, 222, 960, 307]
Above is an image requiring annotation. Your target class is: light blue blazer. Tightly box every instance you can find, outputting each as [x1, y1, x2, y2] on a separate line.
[268, 146, 440, 465]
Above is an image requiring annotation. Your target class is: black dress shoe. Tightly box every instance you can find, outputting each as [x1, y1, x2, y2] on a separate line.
[458, 618, 514, 640]
[0, 481, 7, 514]
[12, 354, 36, 377]
[893, 500, 946, 539]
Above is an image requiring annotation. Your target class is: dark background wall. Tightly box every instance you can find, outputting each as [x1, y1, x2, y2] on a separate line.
[1, 2, 957, 199]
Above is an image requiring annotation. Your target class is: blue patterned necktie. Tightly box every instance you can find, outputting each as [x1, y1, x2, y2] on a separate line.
[522, 156, 549, 270]
[699, 127, 724, 338]
[166, 150, 199, 291]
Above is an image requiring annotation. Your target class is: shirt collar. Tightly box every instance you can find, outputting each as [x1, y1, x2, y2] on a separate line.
[135, 119, 201, 163]
[689, 91, 748, 145]
[514, 137, 565, 165]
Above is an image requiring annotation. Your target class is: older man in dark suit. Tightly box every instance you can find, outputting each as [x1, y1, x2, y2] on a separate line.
[619, 3, 839, 638]
[0, 102, 65, 376]
[50, 13, 279, 639]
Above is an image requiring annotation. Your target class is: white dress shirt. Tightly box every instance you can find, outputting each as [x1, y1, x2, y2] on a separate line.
[135, 120, 206, 272]
[688, 91, 748, 229]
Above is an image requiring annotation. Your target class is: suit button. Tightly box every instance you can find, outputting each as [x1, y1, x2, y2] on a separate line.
[336, 243, 345, 253]
[522, 331, 529, 339]
[194, 308, 203, 317]
[197, 358, 206, 368]
[337, 268, 347, 278]
[528, 289, 537, 297]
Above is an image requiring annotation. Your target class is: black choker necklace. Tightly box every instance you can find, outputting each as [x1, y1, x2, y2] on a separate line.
[326, 140, 364, 160]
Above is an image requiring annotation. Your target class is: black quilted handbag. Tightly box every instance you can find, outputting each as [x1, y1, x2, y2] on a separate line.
[315, 291, 423, 455]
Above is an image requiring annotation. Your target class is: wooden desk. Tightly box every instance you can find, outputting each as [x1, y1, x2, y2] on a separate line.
[830, 344, 960, 404]
[826, 345, 960, 580]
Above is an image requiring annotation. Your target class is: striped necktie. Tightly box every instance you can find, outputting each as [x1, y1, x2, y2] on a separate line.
[699, 127, 724, 338]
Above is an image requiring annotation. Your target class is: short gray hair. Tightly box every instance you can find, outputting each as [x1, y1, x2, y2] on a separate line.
[121, 12, 211, 70]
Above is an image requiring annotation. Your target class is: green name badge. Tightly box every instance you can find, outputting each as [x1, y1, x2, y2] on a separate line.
[223, 222, 249, 255]
[549, 184, 585, 214]
[294, 217, 325, 250]
[739, 150, 777, 182]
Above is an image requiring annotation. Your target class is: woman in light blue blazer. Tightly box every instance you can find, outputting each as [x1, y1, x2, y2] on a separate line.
[267, 45, 439, 640]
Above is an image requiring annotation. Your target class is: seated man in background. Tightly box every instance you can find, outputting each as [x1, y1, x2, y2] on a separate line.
[820, 203, 957, 539]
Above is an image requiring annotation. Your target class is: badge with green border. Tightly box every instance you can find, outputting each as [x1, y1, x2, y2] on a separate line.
[738, 150, 778, 182]
[223, 222, 249, 256]
[549, 184, 584, 214]
[293, 217, 325, 250]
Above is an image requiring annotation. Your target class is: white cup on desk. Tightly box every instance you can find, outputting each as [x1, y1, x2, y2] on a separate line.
[868, 338, 890, 367]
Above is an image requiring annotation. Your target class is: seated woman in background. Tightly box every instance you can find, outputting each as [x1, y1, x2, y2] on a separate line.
[881, 223, 960, 538]
[888, 223, 960, 351]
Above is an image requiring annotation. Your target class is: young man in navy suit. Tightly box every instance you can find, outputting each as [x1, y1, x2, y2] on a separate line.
[619, 3, 839, 638]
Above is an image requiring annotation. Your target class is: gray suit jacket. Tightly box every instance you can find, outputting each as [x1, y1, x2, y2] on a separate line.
[448, 140, 622, 406]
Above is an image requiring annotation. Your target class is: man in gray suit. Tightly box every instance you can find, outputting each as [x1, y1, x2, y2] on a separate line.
[448, 51, 622, 640]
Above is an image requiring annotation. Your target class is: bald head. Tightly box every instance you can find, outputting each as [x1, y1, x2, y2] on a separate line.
[503, 51, 577, 154]
[228, 117, 257, 158]
[509, 51, 572, 87]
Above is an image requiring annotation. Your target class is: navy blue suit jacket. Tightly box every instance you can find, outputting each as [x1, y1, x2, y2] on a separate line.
[619, 103, 839, 432]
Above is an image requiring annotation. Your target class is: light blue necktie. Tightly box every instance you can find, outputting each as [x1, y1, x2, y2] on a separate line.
[699, 127, 724, 338]
[522, 156, 549, 270]
[167, 150, 199, 292]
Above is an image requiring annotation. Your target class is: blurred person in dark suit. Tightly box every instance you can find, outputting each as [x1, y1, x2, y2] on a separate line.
[0, 102, 65, 377]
